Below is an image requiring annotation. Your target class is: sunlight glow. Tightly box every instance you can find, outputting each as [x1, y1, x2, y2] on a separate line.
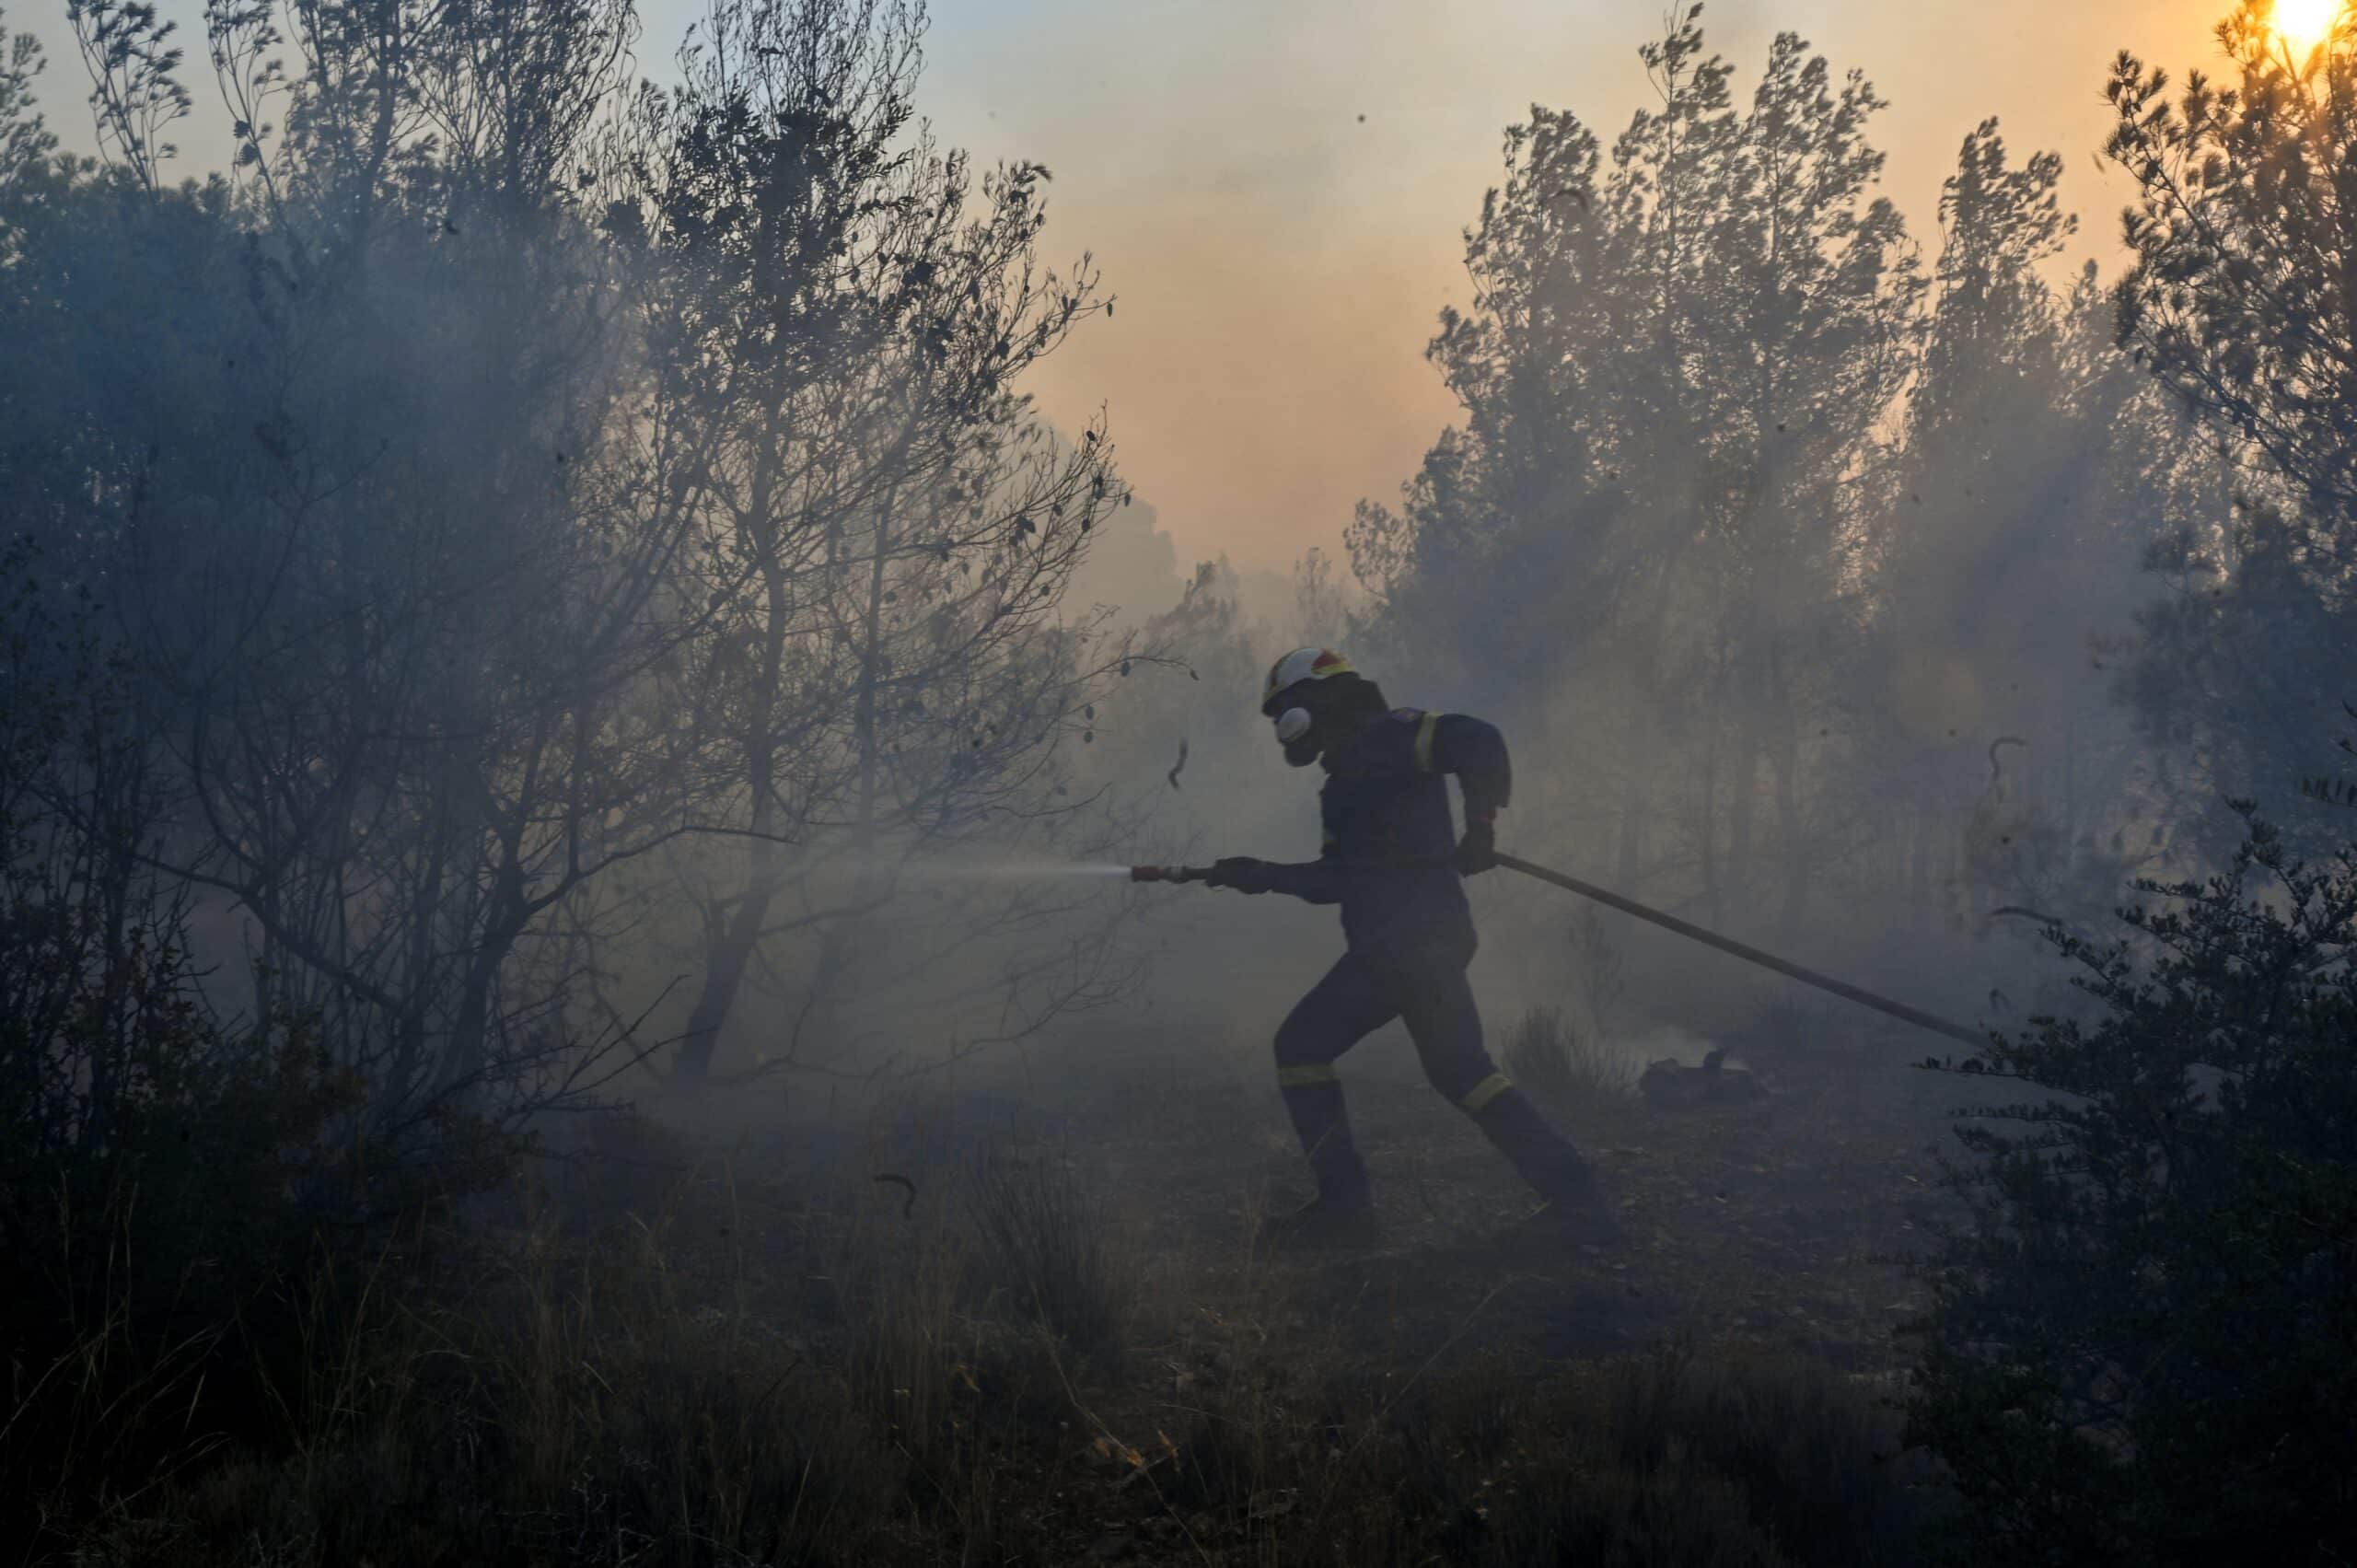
[2272, 0, 2345, 55]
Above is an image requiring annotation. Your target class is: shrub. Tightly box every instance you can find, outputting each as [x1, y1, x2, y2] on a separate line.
[1502, 1004, 1637, 1109]
[0, 544, 523, 1558]
[1907, 807, 2357, 1565]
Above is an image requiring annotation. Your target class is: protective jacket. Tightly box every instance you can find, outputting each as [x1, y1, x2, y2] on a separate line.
[1265, 708, 1511, 948]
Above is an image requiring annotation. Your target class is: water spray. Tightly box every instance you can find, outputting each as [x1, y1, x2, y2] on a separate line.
[902, 858, 1137, 882]
[1128, 864, 1211, 884]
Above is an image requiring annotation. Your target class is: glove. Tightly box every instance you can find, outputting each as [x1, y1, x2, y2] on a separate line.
[1204, 856, 1280, 895]
[1455, 816, 1499, 876]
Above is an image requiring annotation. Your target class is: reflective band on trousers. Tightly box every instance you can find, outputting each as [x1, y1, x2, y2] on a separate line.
[1459, 1072, 1514, 1113]
[1276, 1063, 1340, 1088]
[1414, 711, 1440, 772]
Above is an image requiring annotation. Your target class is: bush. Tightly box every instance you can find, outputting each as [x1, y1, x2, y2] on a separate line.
[0, 544, 522, 1558]
[1503, 1005, 1636, 1109]
[1907, 808, 2357, 1565]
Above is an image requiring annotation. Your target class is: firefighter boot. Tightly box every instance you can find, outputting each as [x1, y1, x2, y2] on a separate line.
[1267, 1079, 1378, 1249]
[1470, 1086, 1624, 1247]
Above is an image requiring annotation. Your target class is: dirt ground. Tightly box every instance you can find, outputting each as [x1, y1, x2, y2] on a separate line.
[526, 1019, 1993, 1564]
[1099, 1061, 1954, 1376]
[668, 1016, 1996, 1382]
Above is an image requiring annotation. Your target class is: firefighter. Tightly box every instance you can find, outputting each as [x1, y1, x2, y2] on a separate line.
[1203, 647, 1620, 1248]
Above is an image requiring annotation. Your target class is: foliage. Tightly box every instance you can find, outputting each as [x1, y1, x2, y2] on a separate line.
[2108, 3, 2357, 524]
[1351, 10, 1928, 926]
[0, 538, 522, 1554]
[0, 6, 56, 195]
[1347, 7, 2215, 970]
[2106, 4, 2357, 843]
[626, 0, 1147, 1083]
[0, 0, 1151, 1539]
[1863, 120, 2200, 934]
[0, 0, 1145, 1121]
[1907, 807, 2357, 1564]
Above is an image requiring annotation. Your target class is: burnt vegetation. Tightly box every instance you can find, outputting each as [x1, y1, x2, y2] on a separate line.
[2, 0, 2354, 1562]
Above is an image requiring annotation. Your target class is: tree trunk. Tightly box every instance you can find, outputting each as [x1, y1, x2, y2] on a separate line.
[803, 481, 900, 1061]
[1772, 722, 1807, 935]
[673, 535, 794, 1083]
[671, 873, 774, 1082]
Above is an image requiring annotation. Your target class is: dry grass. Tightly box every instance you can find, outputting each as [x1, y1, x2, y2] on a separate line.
[49, 1207, 894, 1568]
[1099, 1296, 1942, 1568]
[961, 1144, 1135, 1362]
[14, 1120, 1951, 1568]
[1502, 1003, 1640, 1109]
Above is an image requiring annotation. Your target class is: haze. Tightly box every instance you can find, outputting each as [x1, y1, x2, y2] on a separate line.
[26, 0, 2228, 571]
[11, 0, 2357, 1558]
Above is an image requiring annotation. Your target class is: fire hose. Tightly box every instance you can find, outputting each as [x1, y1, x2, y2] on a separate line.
[1132, 854, 1986, 1049]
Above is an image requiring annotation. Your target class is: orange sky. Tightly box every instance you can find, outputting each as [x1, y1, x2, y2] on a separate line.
[888, 0, 2233, 574]
[21, 0, 2242, 574]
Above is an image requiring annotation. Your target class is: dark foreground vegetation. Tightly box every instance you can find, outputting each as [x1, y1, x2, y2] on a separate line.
[12, 1080, 1961, 1567]
[5, 0, 2356, 1561]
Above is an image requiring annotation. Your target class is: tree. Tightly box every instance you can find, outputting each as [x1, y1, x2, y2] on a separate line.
[623, 0, 923, 1082]
[1, 0, 695, 1151]
[1353, 10, 1922, 933]
[1900, 17, 2357, 1553]
[1685, 29, 1922, 932]
[1290, 545, 1350, 646]
[2105, 3, 2357, 843]
[2108, 3, 2357, 525]
[628, 0, 1144, 1083]
[1907, 807, 2357, 1564]
[1863, 124, 2209, 939]
[0, 5, 55, 196]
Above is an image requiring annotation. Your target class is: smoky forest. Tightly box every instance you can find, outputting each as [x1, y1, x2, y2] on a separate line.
[3, 0, 2354, 1562]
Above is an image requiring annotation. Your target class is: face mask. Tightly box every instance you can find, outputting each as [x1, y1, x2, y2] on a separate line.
[1274, 706, 1318, 768]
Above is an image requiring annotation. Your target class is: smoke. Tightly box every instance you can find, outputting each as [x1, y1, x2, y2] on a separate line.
[0, 0, 2260, 1128]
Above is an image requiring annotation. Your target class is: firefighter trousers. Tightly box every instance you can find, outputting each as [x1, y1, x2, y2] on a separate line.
[1271, 935, 1592, 1205]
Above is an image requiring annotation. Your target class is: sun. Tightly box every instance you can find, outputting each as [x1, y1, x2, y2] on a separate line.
[2271, 0, 2345, 54]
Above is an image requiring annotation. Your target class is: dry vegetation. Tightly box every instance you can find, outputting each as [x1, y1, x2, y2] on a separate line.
[1503, 1005, 1642, 1108]
[12, 0, 2354, 1557]
[11, 1038, 1965, 1568]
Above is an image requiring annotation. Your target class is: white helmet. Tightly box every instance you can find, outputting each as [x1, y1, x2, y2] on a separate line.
[1260, 647, 1356, 715]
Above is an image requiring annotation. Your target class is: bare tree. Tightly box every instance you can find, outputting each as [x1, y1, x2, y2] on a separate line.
[626, 0, 1145, 1083]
